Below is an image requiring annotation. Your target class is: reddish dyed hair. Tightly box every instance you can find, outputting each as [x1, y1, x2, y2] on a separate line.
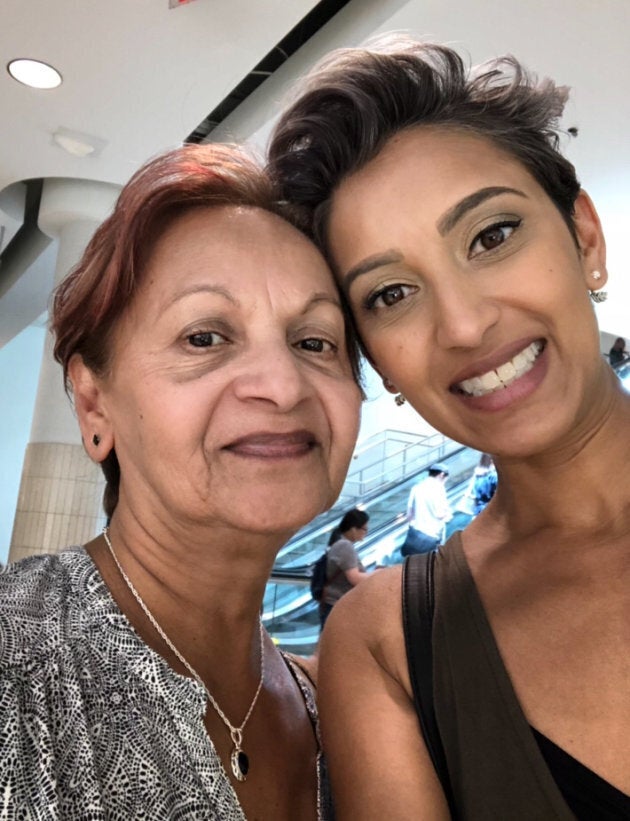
[51, 143, 362, 518]
[53, 143, 282, 386]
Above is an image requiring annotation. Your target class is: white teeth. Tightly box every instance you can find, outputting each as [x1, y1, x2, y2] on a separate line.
[512, 351, 529, 371]
[457, 340, 543, 397]
[477, 371, 502, 394]
[496, 361, 516, 382]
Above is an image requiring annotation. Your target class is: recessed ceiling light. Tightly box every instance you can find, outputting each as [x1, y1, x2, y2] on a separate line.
[7, 58, 62, 89]
[53, 133, 95, 157]
[51, 127, 107, 159]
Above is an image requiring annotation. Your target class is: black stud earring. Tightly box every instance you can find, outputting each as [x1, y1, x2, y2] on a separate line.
[92, 434, 101, 447]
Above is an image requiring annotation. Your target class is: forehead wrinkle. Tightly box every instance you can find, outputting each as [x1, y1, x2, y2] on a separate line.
[260, 278, 342, 319]
[173, 283, 238, 304]
[304, 293, 343, 312]
[157, 283, 240, 315]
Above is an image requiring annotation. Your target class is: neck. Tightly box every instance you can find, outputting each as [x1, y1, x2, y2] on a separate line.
[106, 503, 285, 623]
[491, 389, 630, 537]
[87, 507, 288, 695]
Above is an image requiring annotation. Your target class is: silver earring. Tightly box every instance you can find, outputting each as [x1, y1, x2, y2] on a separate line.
[395, 394, 406, 406]
[592, 270, 602, 280]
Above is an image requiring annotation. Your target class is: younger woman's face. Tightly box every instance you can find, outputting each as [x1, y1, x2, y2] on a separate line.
[327, 128, 608, 458]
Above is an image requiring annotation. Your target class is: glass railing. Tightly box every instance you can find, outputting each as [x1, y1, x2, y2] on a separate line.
[263, 439, 482, 654]
[272, 431, 465, 570]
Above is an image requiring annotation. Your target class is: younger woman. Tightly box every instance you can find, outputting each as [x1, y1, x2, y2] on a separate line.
[269, 37, 630, 820]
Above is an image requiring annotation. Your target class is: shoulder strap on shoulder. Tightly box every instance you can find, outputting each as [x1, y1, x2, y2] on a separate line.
[402, 551, 456, 815]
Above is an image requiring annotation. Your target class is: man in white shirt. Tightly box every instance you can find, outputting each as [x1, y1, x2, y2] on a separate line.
[402, 463, 453, 555]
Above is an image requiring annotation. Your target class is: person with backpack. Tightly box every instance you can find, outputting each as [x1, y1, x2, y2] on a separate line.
[316, 508, 369, 629]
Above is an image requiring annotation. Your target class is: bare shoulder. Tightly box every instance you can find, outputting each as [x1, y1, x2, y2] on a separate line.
[317, 565, 450, 818]
[324, 564, 402, 637]
[320, 565, 412, 697]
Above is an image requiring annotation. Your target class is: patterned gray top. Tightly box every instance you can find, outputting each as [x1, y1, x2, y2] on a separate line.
[0, 548, 329, 820]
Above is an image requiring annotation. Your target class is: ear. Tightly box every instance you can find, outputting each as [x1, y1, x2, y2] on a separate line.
[67, 354, 113, 462]
[573, 189, 608, 289]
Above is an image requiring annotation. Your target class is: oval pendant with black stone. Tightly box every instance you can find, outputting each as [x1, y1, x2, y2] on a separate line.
[231, 747, 249, 781]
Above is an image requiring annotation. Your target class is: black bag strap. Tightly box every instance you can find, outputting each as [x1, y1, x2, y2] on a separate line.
[402, 551, 456, 816]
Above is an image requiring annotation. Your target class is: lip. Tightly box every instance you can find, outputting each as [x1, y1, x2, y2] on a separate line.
[223, 430, 318, 458]
[450, 337, 544, 385]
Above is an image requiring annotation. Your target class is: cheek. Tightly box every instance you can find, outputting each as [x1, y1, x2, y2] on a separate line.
[361, 324, 429, 385]
[111, 379, 212, 458]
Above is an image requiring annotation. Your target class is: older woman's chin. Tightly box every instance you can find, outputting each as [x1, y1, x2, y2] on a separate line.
[240, 486, 342, 537]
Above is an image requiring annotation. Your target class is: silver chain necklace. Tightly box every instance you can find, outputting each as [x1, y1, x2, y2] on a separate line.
[102, 526, 264, 782]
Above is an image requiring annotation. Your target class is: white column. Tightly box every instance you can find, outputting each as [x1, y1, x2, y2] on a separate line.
[9, 179, 120, 563]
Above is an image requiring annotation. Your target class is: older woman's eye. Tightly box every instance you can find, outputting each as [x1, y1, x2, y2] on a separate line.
[188, 331, 228, 348]
[470, 219, 521, 256]
[365, 284, 415, 310]
[298, 337, 336, 354]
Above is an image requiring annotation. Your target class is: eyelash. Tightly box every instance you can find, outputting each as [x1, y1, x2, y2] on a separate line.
[358, 218, 523, 313]
[364, 283, 417, 312]
[469, 218, 522, 257]
[297, 337, 337, 355]
[187, 331, 337, 357]
[187, 330, 229, 348]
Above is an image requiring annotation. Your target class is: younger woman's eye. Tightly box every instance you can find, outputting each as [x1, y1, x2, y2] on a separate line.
[187, 331, 228, 348]
[365, 283, 415, 311]
[298, 337, 336, 354]
[470, 219, 522, 257]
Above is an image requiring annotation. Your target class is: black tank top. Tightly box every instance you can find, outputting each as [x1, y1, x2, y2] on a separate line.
[533, 729, 630, 820]
[421, 532, 629, 819]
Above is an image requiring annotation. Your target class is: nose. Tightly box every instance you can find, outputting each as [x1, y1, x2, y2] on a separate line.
[231, 340, 314, 411]
[433, 275, 500, 350]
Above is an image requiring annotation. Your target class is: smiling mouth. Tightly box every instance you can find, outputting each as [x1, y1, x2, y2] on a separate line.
[453, 340, 545, 397]
[224, 430, 317, 458]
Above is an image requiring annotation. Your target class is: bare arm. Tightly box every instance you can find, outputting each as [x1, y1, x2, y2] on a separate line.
[318, 568, 451, 820]
[344, 566, 367, 586]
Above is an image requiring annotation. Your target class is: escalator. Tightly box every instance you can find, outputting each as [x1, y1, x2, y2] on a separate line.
[262, 432, 482, 654]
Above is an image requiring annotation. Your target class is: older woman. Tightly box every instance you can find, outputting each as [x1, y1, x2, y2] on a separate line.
[269, 38, 630, 820]
[0, 144, 362, 819]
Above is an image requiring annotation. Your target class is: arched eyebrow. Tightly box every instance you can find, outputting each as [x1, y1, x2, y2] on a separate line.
[437, 186, 527, 236]
[343, 250, 403, 292]
[341, 186, 527, 291]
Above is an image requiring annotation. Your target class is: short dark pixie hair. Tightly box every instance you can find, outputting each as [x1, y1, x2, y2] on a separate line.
[267, 35, 581, 248]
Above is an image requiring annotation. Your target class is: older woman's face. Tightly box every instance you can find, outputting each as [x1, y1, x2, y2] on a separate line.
[99, 206, 361, 535]
[327, 127, 608, 458]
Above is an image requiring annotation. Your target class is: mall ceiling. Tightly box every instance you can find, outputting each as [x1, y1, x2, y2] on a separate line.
[0, 0, 347, 342]
[1, 0, 629, 344]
